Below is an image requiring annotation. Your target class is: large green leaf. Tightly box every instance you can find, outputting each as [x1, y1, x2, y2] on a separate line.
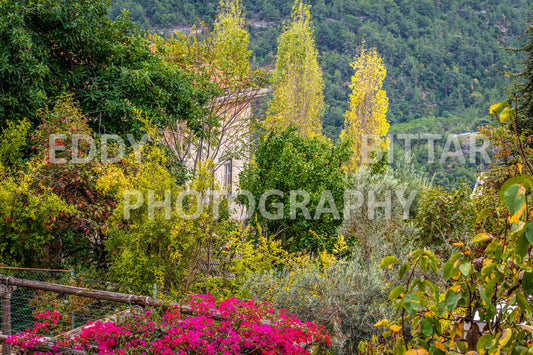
[485, 277, 498, 300]
[399, 262, 410, 278]
[420, 318, 433, 337]
[476, 207, 493, 223]
[403, 293, 421, 317]
[388, 285, 405, 300]
[445, 290, 461, 312]
[503, 184, 525, 215]
[499, 176, 532, 206]
[525, 222, 533, 245]
[379, 256, 399, 269]
[459, 261, 472, 277]
[516, 233, 529, 259]
[516, 291, 532, 313]
[472, 233, 493, 243]
[443, 252, 462, 281]
[522, 271, 533, 295]
[477, 334, 496, 351]
[481, 263, 497, 279]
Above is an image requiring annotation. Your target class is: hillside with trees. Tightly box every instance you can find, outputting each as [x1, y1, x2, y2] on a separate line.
[109, 0, 529, 137]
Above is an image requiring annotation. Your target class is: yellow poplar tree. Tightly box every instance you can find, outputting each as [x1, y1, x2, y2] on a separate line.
[264, 0, 324, 137]
[157, 0, 251, 88]
[341, 46, 389, 170]
[212, 0, 251, 86]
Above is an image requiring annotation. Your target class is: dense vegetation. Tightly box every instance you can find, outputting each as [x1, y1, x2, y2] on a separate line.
[109, 0, 529, 136]
[3, 0, 533, 354]
[107, 0, 530, 190]
[0, 0, 217, 135]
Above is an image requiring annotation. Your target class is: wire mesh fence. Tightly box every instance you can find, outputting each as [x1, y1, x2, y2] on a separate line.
[0, 267, 329, 355]
[0, 266, 179, 337]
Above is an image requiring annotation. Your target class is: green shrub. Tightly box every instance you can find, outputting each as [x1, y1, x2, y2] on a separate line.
[340, 166, 422, 252]
[239, 126, 351, 252]
[411, 182, 497, 260]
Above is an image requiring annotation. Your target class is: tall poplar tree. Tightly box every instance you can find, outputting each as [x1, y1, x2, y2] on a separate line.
[341, 46, 389, 171]
[212, 0, 252, 86]
[264, 0, 324, 138]
[159, 0, 251, 88]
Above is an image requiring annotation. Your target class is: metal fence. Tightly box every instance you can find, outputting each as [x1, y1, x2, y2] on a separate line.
[0, 269, 321, 354]
[0, 266, 181, 354]
[2, 267, 72, 334]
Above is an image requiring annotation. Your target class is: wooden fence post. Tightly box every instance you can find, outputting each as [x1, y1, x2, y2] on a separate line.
[0, 283, 16, 355]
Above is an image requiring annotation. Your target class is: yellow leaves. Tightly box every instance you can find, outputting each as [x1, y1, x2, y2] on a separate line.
[389, 324, 402, 332]
[161, 0, 255, 89]
[404, 348, 429, 355]
[291, 0, 312, 25]
[508, 211, 521, 225]
[374, 319, 388, 327]
[489, 103, 498, 115]
[265, 0, 324, 138]
[449, 284, 461, 292]
[95, 164, 127, 195]
[489, 101, 515, 123]
[342, 45, 389, 170]
[508, 201, 526, 225]
[464, 246, 471, 256]
[332, 234, 348, 254]
[434, 341, 447, 352]
[498, 328, 512, 347]
[374, 319, 403, 333]
[213, 0, 251, 83]
[499, 107, 513, 123]
[451, 241, 464, 246]
[472, 233, 493, 243]
[490, 101, 508, 116]
[454, 322, 464, 339]
[319, 247, 337, 269]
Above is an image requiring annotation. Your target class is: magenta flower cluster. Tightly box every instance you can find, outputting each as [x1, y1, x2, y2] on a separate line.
[8, 294, 331, 354]
[6, 310, 63, 351]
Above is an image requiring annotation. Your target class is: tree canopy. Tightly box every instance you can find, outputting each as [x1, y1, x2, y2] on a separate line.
[239, 126, 350, 252]
[0, 0, 215, 135]
[341, 46, 389, 170]
[264, 0, 324, 137]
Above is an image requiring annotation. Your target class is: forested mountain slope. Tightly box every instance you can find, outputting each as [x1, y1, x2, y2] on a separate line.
[109, 0, 529, 138]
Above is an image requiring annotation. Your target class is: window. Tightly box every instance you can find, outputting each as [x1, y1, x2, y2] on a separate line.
[224, 160, 233, 193]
